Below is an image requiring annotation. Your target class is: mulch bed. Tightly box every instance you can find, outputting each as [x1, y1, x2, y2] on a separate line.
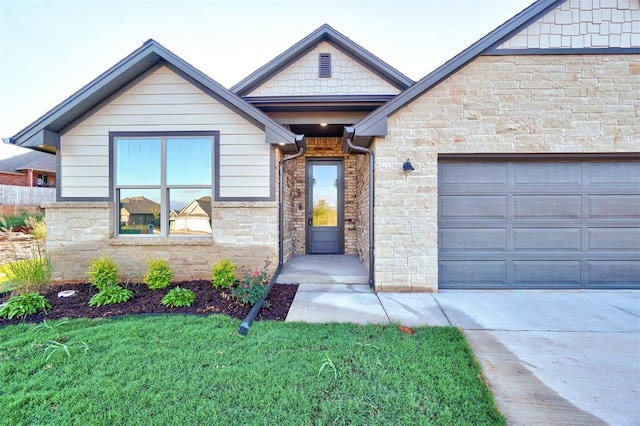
[0, 281, 298, 326]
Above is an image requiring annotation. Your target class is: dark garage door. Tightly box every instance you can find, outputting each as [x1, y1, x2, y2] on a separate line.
[438, 159, 640, 289]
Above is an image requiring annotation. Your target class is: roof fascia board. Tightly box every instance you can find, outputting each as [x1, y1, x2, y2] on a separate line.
[19, 129, 60, 150]
[231, 24, 414, 96]
[353, 0, 565, 139]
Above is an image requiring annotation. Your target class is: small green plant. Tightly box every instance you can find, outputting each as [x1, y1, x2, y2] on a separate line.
[88, 285, 133, 307]
[44, 340, 89, 361]
[144, 259, 173, 290]
[161, 287, 196, 308]
[0, 292, 51, 320]
[87, 257, 119, 291]
[33, 319, 70, 333]
[211, 259, 236, 289]
[231, 269, 269, 306]
[318, 354, 340, 380]
[31, 319, 89, 361]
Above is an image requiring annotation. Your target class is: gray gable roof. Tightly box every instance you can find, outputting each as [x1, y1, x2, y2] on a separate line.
[347, 0, 567, 145]
[0, 150, 56, 174]
[9, 40, 299, 150]
[231, 24, 414, 96]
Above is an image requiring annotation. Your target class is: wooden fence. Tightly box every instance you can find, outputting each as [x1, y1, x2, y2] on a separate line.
[0, 185, 55, 212]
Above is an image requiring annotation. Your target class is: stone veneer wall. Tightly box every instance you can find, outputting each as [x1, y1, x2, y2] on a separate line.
[289, 137, 361, 255]
[375, 54, 640, 292]
[44, 201, 279, 281]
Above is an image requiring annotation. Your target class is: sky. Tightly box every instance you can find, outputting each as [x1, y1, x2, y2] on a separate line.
[0, 0, 534, 139]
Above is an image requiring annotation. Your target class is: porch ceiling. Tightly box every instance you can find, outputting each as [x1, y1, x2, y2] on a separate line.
[289, 124, 344, 137]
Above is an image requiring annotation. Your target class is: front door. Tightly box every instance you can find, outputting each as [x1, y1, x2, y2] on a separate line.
[306, 159, 344, 254]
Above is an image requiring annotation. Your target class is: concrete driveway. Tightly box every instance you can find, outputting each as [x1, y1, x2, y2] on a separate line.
[287, 287, 640, 425]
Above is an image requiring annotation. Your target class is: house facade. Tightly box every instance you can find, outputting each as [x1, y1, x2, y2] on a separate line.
[7, 0, 639, 290]
[0, 148, 56, 187]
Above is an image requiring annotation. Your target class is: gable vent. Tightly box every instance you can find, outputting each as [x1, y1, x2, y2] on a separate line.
[319, 53, 331, 78]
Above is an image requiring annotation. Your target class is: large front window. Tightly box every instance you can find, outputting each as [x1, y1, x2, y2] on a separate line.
[113, 132, 215, 236]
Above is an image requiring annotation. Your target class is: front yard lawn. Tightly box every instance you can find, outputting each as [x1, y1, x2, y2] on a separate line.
[0, 315, 504, 425]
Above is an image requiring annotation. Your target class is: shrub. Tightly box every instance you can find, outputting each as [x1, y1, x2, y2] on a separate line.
[25, 216, 46, 240]
[0, 292, 51, 320]
[0, 212, 43, 230]
[211, 259, 236, 289]
[0, 217, 53, 294]
[161, 287, 196, 308]
[88, 285, 133, 307]
[87, 257, 118, 291]
[231, 269, 270, 306]
[144, 259, 173, 290]
[1, 251, 53, 294]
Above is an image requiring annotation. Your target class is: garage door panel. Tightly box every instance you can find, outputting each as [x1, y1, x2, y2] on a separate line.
[439, 261, 506, 286]
[514, 195, 582, 219]
[440, 162, 507, 186]
[440, 195, 507, 218]
[588, 261, 640, 286]
[588, 195, 640, 219]
[513, 228, 581, 251]
[513, 261, 582, 286]
[514, 163, 582, 186]
[439, 159, 639, 289]
[440, 228, 506, 251]
[588, 163, 640, 186]
[588, 228, 640, 251]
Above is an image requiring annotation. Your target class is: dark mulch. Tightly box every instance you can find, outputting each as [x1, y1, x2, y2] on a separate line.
[0, 281, 298, 326]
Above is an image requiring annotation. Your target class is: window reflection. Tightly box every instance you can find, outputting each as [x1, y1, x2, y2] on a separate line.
[119, 189, 161, 235]
[167, 138, 212, 185]
[169, 190, 212, 235]
[312, 165, 338, 227]
[116, 139, 161, 185]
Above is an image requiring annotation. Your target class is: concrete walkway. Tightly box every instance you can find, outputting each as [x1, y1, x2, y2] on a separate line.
[285, 283, 640, 425]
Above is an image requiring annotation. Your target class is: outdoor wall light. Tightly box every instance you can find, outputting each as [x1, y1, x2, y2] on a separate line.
[402, 159, 414, 172]
[320, 122, 328, 127]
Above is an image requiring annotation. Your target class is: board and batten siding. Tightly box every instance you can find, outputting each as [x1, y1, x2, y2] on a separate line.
[60, 65, 271, 199]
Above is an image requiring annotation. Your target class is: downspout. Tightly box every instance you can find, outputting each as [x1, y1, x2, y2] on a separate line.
[344, 126, 375, 290]
[238, 135, 305, 336]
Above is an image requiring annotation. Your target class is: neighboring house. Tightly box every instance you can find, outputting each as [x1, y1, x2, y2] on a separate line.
[120, 196, 160, 233]
[0, 146, 56, 187]
[169, 196, 212, 235]
[6, 0, 639, 289]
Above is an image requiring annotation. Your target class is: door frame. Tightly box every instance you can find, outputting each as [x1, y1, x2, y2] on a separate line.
[305, 158, 345, 254]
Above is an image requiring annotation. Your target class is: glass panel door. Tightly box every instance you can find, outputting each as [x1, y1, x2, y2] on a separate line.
[307, 160, 343, 254]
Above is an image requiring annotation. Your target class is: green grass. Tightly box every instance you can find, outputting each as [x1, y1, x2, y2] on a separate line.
[0, 316, 505, 425]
